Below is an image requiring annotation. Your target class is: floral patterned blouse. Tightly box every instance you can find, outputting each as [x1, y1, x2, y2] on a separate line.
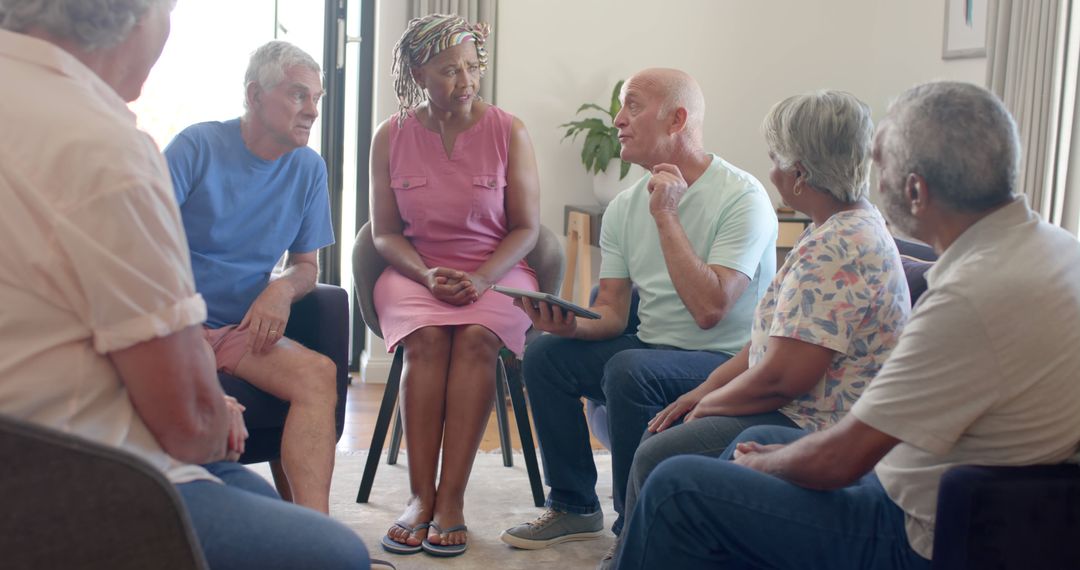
[749, 208, 911, 431]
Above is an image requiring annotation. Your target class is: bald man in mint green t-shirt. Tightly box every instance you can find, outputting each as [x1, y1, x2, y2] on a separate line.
[501, 68, 777, 550]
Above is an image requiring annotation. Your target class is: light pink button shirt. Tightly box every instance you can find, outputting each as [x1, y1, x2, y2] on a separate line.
[0, 29, 213, 484]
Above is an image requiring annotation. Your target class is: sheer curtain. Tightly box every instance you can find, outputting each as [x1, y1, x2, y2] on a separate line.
[987, 0, 1079, 233]
[410, 0, 498, 104]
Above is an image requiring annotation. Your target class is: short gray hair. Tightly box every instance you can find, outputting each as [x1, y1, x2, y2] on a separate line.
[0, 0, 171, 51]
[762, 90, 874, 204]
[244, 40, 321, 110]
[883, 81, 1019, 212]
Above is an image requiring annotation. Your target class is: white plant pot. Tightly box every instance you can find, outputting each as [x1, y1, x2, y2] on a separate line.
[592, 160, 644, 206]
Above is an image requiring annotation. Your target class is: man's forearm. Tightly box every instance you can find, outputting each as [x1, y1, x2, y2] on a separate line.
[113, 326, 232, 465]
[744, 432, 855, 490]
[472, 225, 538, 285]
[273, 259, 319, 302]
[568, 303, 630, 341]
[653, 213, 729, 328]
[739, 417, 897, 491]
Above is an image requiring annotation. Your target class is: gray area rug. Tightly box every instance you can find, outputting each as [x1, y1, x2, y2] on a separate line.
[250, 452, 616, 569]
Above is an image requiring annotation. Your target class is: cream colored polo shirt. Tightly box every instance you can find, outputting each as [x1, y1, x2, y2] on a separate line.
[852, 198, 1080, 559]
[0, 29, 214, 484]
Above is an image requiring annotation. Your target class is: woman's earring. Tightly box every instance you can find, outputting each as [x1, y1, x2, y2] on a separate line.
[792, 180, 803, 197]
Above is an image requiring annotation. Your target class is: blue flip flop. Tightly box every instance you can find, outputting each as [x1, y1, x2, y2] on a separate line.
[381, 521, 430, 555]
[421, 522, 468, 557]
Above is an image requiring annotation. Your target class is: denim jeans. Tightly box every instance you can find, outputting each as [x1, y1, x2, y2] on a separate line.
[622, 411, 799, 535]
[615, 425, 932, 570]
[523, 333, 729, 529]
[177, 462, 369, 569]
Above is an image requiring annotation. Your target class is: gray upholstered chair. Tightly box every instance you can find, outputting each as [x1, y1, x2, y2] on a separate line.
[352, 222, 563, 508]
[0, 414, 207, 570]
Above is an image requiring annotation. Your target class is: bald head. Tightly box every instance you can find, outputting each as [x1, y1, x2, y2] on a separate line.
[624, 68, 705, 139]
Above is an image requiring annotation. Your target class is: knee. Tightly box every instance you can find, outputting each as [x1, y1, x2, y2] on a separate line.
[601, 351, 652, 402]
[454, 325, 501, 362]
[285, 513, 370, 569]
[521, 334, 565, 390]
[640, 456, 706, 503]
[292, 352, 337, 405]
[631, 433, 675, 484]
[402, 327, 451, 362]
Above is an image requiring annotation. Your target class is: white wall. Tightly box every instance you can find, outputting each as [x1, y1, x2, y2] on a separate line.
[494, 0, 986, 233]
[360, 0, 987, 380]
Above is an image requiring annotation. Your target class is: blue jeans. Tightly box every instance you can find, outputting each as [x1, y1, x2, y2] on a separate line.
[177, 462, 368, 569]
[615, 426, 931, 570]
[622, 411, 799, 535]
[523, 334, 729, 527]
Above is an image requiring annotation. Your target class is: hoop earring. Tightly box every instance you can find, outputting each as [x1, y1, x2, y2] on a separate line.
[792, 181, 803, 197]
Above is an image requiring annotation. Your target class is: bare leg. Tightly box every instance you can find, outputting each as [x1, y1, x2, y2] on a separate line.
[269, 459, 292, 502]
[386, 326, 453, 548]
[429, 324, 501, 547]
[233, 338, 337, 513]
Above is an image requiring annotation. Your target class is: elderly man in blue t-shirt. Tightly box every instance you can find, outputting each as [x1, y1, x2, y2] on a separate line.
[165, 40, 336, 514]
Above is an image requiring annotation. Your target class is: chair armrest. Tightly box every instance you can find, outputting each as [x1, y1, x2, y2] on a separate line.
[932, 463, 1080, 569]
[284, 283, 349, 369]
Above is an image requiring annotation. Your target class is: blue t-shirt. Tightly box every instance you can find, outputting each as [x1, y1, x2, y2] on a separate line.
[164, 119, 334, 328]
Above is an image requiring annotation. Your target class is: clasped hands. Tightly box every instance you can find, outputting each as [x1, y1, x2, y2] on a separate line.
[224, 395, 248, 462]
[426, 267, 491, 305]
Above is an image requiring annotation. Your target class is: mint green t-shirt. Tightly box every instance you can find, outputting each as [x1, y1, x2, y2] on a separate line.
[598, 155, 777, 354]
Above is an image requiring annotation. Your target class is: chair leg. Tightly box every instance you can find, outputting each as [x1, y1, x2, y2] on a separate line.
[506, 361, 546, 508]
[356, 347, 403, 503]
[388, 407, 403, 465]
[495, 358, 513, 467]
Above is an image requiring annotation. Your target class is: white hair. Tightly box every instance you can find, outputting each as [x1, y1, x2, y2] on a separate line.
[762, 90, 874, 204]
[0, 0, 172, 51]
[244, 40, 321, 111]
[883, 81, 1019, 212]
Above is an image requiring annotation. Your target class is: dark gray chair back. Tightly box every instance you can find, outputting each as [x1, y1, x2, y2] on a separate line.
[0, 414, 207, 570]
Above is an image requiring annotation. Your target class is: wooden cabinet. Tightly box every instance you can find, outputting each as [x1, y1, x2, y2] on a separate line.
[776, 211, 812, 267]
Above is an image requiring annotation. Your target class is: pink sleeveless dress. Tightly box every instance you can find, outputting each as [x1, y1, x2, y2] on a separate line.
[373, 105, 538, 356]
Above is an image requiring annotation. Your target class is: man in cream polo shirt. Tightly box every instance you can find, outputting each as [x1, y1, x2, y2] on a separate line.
[612, 82, 1080, 569]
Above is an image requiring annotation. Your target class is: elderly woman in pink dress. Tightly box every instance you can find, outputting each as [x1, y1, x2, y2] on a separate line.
[369, 14, 541, 557]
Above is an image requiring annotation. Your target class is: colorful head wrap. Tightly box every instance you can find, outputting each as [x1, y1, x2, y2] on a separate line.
[391, 14, 490, 124]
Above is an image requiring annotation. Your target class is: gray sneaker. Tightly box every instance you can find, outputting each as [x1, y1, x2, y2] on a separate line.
[500, 508, 605, 549]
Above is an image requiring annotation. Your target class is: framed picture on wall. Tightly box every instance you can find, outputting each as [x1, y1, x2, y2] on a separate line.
[943, 0, 988, 59]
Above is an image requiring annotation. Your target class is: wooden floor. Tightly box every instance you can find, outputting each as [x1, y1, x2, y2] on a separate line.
[337, 377, 605, 453]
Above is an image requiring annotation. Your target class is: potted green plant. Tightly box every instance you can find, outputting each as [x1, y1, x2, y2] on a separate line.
[560, 80, 641, 205]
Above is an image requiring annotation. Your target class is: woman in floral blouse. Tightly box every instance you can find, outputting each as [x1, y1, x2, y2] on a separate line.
[604, 90, 912, 567]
